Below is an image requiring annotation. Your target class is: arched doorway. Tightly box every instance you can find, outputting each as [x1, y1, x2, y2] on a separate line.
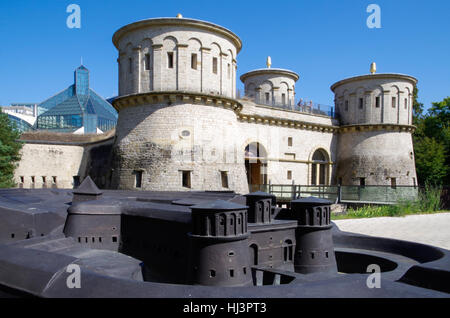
[311, 149, 330, 185]
[245, 143, 268, 192]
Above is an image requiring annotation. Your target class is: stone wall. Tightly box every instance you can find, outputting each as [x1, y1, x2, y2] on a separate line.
[14, 137, 114, 189]
[114, 18, 240, 99]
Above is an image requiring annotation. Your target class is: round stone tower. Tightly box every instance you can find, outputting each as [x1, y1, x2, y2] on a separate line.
[188, 200, 252, 287]
[110, 15, 248, 193]
[240, 58, 299, 107]
[331, 67, 418, 186]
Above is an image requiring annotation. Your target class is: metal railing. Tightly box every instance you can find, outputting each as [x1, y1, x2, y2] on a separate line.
[242, 96, 335, 118]
[249, 184, 421, 204]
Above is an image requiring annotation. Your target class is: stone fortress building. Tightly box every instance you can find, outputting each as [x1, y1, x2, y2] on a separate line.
[13, 14, 418, 193]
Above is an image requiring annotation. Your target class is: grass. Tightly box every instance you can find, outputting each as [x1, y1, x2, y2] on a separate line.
[332, 184, 446, 220]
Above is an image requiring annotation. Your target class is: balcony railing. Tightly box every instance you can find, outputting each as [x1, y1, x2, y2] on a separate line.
[241, 95, 335, 118]
[249, 184, 423, 205]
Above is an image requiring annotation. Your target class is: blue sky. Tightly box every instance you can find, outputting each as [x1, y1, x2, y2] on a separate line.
[0, 0, 449, 110]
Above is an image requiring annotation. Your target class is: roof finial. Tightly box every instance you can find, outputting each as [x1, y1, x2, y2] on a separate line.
[266, 56, 272, 69]
[177, 13, 183, 18]
[370, 62, 376, 74]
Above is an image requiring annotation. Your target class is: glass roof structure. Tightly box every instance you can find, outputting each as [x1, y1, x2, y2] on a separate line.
[36, 66, 117, 133]
[7, 114, 34, 133]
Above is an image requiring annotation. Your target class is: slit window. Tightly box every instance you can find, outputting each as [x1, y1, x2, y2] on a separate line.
[229, 269, 234, 277]
[145, 53, 150, 71]
[360, 178, 366, 187]
[345, 100, 349, 111]
[288, 137, 293, 147]
[265, 93, 270, 103]
[182, 171, 191, 188]
[134, 170, 143, 188]
[404, 98, 408, 109]
[167, 52, 174, 69]
[375, 96, 380, 108]
[221, 171, 229, 188]
[210, 270, 216, 278]
[227, 63, 231, 79]
[52, 176, 57, 184]
[359, 98, 364, 109]
[20, 176, 24, 183]
[42, 176, 46, 183]
[212, 57, 218, 74]
[129, 58, 132, 73]
[282, 93, 286, 105]
[287, 170, 292, 180]
[191, 53, 197, 70]
[392, 96, 396, 108]
[31, 176, 35, 183]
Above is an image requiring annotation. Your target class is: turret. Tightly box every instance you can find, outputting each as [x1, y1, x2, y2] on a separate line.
[331, 64, 418, 186]
[240, 58, 299, 108]
[188, 200, 252, 287]
[290, 197, 337, 274]
[244, 191, 276, 224]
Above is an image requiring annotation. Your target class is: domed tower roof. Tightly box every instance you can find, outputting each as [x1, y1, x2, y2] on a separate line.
[112, 16, 242, 53]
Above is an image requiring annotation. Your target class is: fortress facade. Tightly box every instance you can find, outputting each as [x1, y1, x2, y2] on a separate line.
[109, 15, 417, 193]
[13, 15, 418, 193]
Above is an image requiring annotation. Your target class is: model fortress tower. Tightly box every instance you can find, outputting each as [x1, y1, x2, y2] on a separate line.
[331, 65, 418, 186]
[111, 15, 248, 192]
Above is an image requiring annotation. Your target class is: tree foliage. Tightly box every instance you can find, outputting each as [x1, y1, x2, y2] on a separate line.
[0, 113, 23, 188]
[413, 92, 449, 185]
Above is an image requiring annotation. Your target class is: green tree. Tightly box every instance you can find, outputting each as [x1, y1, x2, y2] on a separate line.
[413, 93, 450, 185]
[414, 136, 447, 185]
[0, 113, 23, 188]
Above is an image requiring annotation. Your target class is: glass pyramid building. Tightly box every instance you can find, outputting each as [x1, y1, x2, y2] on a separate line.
[36, 66, 117, 133]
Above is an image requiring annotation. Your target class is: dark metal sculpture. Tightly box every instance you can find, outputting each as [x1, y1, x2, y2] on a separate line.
[0, 177, 448, 297]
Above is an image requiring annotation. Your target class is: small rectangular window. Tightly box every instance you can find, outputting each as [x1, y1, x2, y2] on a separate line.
[221, 171, 229, 188]
[134, 170, 143, 188]
[345, 100, 349, 111]
[375, 97, 380, 108]
[359, 98, 364, 109]
[229, 269, 234, 277]
[167, 52, 174, 69]
[404, 98, 408, 109]
[129, 58, 132, 73]
[212, 57, 218, 74]
[20, 176, 24, 183]
[282, 93, 286, 105]
[360, 178, 365, 187]
[145, 53, 150, 71]
[31, 176, 35, 184]
[391, 178, 397, 189]
[182, 171, 191, 188]
[265, 93, 270, 103]
[52, 176, 57, 184]
[42, 176, 46, 183]
[392, 97, 396, 108]
[191, 53, 197, 70]
[288, 137, 293, 147]
[73, 176, 81, 188]
[287, 170, 292, 180]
